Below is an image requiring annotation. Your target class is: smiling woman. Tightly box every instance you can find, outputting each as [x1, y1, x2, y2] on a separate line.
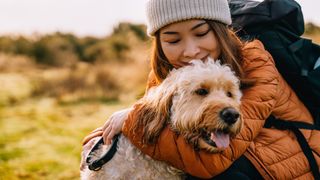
[82, 0, 320, 179]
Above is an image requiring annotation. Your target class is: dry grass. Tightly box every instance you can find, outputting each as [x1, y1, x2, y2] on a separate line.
[304, 33, 320, 44]
[310, 35, 320, 44]
[0, 73, 34, 105]
[0, 53, 36, 72]
[0, 36, 150, 104]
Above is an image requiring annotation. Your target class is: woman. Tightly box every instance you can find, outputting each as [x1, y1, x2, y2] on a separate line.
[83, 0, 319, 179]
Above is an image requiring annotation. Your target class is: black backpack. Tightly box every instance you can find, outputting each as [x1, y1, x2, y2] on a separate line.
[228, 0, 320, 178]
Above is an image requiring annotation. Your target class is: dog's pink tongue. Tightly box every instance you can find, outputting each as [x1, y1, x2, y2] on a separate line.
[211, 131, 230, 148]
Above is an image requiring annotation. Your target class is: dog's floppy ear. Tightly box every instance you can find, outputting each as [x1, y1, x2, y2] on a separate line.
[132, 73, 177, 144]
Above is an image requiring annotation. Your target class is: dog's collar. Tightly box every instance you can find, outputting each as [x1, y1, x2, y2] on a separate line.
[86, 134, 120, 171]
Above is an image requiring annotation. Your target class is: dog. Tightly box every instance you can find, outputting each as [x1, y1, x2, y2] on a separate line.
[80, 58, 242, 180]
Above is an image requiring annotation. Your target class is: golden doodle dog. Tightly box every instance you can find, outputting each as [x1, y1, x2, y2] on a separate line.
[81, 58, 243, 180]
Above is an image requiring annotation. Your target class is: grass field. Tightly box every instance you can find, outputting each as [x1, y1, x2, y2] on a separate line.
[0, 98, 131, 180]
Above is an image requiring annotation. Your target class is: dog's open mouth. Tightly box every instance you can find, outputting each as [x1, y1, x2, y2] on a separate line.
[201, 129, 230, 148]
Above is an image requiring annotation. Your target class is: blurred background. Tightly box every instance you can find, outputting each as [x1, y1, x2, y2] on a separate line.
[0, 0, 319, 179]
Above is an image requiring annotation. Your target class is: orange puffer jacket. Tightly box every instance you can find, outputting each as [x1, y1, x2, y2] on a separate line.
[122, 40, 320, 179]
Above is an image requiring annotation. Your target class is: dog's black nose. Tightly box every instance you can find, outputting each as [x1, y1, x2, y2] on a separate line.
[219, 107, 240, 125]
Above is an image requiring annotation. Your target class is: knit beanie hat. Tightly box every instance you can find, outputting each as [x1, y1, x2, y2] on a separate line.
[146, 0, 232, 36]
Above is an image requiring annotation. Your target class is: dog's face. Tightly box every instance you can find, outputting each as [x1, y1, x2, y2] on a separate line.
[169, 60, 242, 152]
[137, 59, 242, 153]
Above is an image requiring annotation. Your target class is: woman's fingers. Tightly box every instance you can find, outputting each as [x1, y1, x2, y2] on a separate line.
[106, 128, 116, 145]
[103, 124, 112, 145]
[102, 119, 110, 131]
[82, 130, 103, 145]
[100, 109, 130, 145]
[91, 127, 103, 133]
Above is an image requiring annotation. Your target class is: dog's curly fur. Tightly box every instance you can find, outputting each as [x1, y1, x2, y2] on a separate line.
[81, 59, 242, 180]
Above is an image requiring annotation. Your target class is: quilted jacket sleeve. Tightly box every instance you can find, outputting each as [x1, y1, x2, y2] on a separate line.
[122, 40, 279, 178]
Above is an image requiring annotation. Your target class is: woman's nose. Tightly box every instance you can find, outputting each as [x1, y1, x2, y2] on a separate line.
[183, 41, 200, 59]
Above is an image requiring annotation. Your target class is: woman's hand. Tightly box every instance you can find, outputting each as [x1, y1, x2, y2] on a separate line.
[101, 107, 133, 145]
[81, 107, 133, 146]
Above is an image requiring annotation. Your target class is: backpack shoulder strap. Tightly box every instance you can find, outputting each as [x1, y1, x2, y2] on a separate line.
[265, 116, 320, 178]
[264, 115, 320, 130]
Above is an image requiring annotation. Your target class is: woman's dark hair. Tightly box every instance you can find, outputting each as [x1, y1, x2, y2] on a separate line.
[150, 20, 253, 88]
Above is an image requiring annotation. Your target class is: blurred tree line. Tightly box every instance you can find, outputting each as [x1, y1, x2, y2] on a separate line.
[0, 22, 319, 67]
[0, 22, 148, 66]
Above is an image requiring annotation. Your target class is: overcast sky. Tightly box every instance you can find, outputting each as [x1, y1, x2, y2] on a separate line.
[0, 0, 319, 37]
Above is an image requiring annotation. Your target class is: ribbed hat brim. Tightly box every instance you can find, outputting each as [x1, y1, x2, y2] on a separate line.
[146, 0, 231, 36]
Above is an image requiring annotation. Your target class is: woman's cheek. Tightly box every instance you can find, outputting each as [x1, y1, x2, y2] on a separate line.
[210, 49, 220, 60]
[163, 46, 180, 64]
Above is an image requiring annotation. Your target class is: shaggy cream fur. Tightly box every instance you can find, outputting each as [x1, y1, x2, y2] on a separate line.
[81, 58, 242, 180]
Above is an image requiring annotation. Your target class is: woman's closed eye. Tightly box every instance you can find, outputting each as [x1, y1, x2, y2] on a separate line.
[196, 29, 210, 37]
[165, 30, 210, 44]
[167, 39, 181, 44]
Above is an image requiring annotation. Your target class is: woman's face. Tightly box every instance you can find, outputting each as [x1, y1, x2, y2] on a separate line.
[159, 19, 221, 68]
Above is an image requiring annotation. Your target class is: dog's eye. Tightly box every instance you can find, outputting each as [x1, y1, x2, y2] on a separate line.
[195, 88, 209, 96]
[227, 91, 233, 98]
